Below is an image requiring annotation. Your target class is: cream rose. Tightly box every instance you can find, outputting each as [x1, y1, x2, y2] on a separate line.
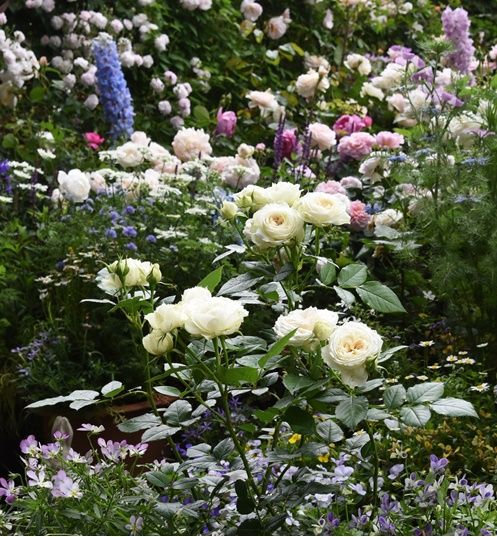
[246, 90, 279, 116]
[145, 303, 186, 332]
[266, 182, 301, 206]
[243, 203, 305, 249]
[295, 70, 329, 99]
[142, 330, 173, 355]
[294, 192, 350, 227]
[234, 185, 271, 210]
[57, 169, 91, 203]
[308, 122, 336, 150]
[322, 321, 382, 387]
[274, 307, 339, 351]
[373, 209, 403, 227]
[116, 142, 144, 168]
[96, 258, 161, 294]
[183, 296, 248, 339]
[172, 127, 212, 161]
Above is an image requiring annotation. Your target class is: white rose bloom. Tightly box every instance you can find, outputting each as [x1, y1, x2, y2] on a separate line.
[344, 53, 371, 76]
[244, 203, 305, 249]
[221, 156, 260, 189]
[295, 70, 329, 99]
[322, 321, 383, 387]
[116, 142, 144, 168]
[220, 200, 238, 220]
[131, 131, 151, 146]
[237, 143, 255, 159]
[183, 296, 248, 339]
[266, 9, 291, 40]
[308, 123, 336, 150]
[241, 0, 263, 21]
[294, 192, 351, 227]
[246, 90, 279, 116]
[143, 330, 173, 356]
[371, 63, 406, 90]
[373, 209, 403, 227]
[323, 9, 334, 29]
[360, 82, 385, 101]
[445, 113, 483, 148]
[274, 307, 339, 351]
[89, 171, 107, 193]
[145, 303, 186, 332]
[57, 169, 91, 203]
[266, 182, 301, 205]
[172, 128, 212, 161]
[96, 258, 161, 294]
[234, 185, 271, 210]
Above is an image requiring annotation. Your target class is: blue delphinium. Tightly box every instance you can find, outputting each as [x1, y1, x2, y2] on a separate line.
[92, 36, 134, 140]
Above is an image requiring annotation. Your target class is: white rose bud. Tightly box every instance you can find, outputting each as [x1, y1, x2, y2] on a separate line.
[145, 304, 186, 332]
[220, 200, 238, 220]
[237, 143, 255, 159]
[143, 330, 173, 356]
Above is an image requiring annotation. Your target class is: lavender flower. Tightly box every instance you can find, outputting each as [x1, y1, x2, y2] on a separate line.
[125, 515, 143, 535]
[93, 36, 134, 139]
[0, 479, 17, 505]
[442, 7, 475, 74]
[429, 454, 448, 473]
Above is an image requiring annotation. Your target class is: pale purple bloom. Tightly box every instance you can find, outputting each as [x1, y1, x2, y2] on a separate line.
[20, 435, 39, 456]
[388, 463, 404, 480]
[0, 478, 18, 504]
[442, 7, 475, 74]
[429, 454, 448, 473]
[27, 468, 53, 489]
[77, 423, 105, 434]
[126, 515, 144, 535]
[52, 470, 83, 499]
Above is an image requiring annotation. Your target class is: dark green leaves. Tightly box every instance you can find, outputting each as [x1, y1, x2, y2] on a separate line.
[335, 396, 368, 428]
[356, 281, 406, 313]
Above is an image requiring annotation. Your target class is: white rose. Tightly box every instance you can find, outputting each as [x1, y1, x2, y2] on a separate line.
[244, 203, 305, 249]
[322, 321, 383, 387]
[241, 0, 263, 21]
[142, 330, 173, 355]
[172, 127, 212, 161]
[295, 70, 329, 99]
[266, 182, 301, 205]
[116, 142, 144, 168]
[274, 307, 339, 351]
[97, 258, 161, 294]
[221, 156, 260, 189]
[145, 303, 186, 332]
[130, 131, 151, 146]
[360, 82, 385, 101]
[344, 53, 371, 76]
[234, 185, 271, 210]
[266, 9, 291, 40]
[237, 143, 255, 158]
[371, 63, 405, 90]
[246, 90, 279, 115]
[373, 209, 403, 227]
[89, 171, 107, 193]
[294, 192, 351, 227]
[308, 123, 336, 150]
[183, 296, 248, 339]
[57, 169, 91, 203]
[220, 200, 239, 220]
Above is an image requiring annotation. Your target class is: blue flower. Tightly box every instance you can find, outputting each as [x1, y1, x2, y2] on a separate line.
[125, 242, 138, 251]
[146, 234, 157, 243]
[123, 226, 138, 237]
[92, 36, 134, 139]
[105, 228, 117, 239]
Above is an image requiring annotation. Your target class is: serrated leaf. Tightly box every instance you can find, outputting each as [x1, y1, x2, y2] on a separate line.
[400, 405, 431, 427]
[283, 373, 314, 394]
[384, 384, 406, 408]
[164, 400, 192, 426]
[356, 281, 406, 313]
[217, 274, 262, 296]
[142, 425, 181, 442]
[316, 420, 344, 443]
[367, 408, 391, 420]
[335, 396, 368, 428]
[407, 382, 444, 404]
[213, 438, 235, 460]
[118, 413, 161, 433]
[333, 286, 356, 305]
[337, 264, 368, 288]
[101, 381, 124, 398]
[198, 266, 223, 293]
[319, 261, 337, 285]
[283, 406, 316, 435]
[431, 398, 478, 418]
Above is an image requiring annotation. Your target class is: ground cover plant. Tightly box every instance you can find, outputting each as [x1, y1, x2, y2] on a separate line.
[1, 0, 497, 535]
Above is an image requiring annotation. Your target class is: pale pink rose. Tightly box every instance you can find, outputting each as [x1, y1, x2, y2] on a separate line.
[375, 131, 405, 149]
[315, 180, 347, 195]
[266, 9, 291, 40]
[348, 200, 371, 231]
[308, 122, 336, 150]
[340, 176, 363, 189]
[337, 132, 376, 160]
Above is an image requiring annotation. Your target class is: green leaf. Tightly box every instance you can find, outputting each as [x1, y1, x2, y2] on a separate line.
[378, 345, 408, 363]
[258, 330, 296, 368]
[198, 266, 223, 293]
[316, 420, 344, 443]
[193, 105, 210, 127]
[101, 381, 124, 398]
[68, 390, 100, 401]
[333, 286, 355, 305]
[213, 438, 235, 460]
[356, 281, 406, 313]
[118, 413, 162, 433]
[2, 134, 17, 149]
[407, 383, 444, 404]
[283, 373, 314, 395]
[217, 366, 259, 385]
[25, 396, 70, 409]
[431, 398, 478, 418]
[164, 400, 193, 426]
[254, 408, 279, 424]
[142, 425, 181, 442]
[337, 264, 368, 288]
[29, 86, 46, 102]
[319, 262, 336, 285]
[217, 274, 262, 296]
[154, 386, 181, 397]
[282, 406, 316, 435]
[235, 480, 255, 515]
[384, 384, 406, 408]
[400, 405, 431, 427]
[335, 396, 368, 428]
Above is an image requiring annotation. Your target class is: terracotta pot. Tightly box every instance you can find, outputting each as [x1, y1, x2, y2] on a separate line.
[32, 394, 176, 465]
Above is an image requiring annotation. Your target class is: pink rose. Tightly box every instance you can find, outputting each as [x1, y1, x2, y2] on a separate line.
[216, 108, 237, 137]
[315, 180, 347, 195]
[375, 131, 404, 149]
[280, 129, 299, 158]
[84, 132, 105, 150]
[337, 132, 376, 160]
[340, 176, 363, 189]
[333, 114, 372, 137]
[348, 200, 371, 231]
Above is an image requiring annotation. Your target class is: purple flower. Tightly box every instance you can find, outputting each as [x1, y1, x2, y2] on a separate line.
[442, 7, 475, 74]
[125, 515, 144, 535]
[126, 242, 138, 251]
[123, 226, 137, 238]
[388, 464, 404, 480]
[52, 470, 83, 499]
[429, 454, 448, 473]
[331, 464, 354, 484]
[216, 108, 237, 137]
[20, 435, 39, 456]
[280, 129, 299, 159]
[0, 478, 18, 504]
[146, 234, 157, 243]
[125, 205, 136, 214]
[350, 509, 370, 529]
[77, 423, 105, 434]
[349, 483, 367, 496]
[105, 228, 118, 239]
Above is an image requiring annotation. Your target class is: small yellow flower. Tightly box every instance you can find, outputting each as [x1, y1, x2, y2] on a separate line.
[318, 452, 330, 463]
[289, 433, 302, 444]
